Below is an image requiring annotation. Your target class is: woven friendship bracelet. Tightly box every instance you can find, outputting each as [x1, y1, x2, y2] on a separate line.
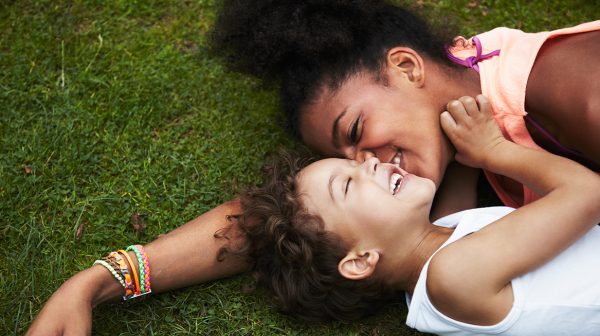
[93, 259, 126, 288]
[96, 245, 152, 301]
[126, 245, 146, 294]
[136, 245, 151, 293]
[102, 255, 124, 281]
[108, 251, 134, 299]
[118, 249, 140, 296]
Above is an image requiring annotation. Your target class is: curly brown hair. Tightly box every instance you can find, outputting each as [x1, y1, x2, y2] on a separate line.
[234, 150, 399, 321]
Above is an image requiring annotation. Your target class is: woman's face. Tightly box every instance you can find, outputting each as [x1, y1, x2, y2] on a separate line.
[299, 70, 454, 187]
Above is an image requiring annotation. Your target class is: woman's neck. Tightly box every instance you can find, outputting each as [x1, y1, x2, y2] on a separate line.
[429, 60, 481, 103]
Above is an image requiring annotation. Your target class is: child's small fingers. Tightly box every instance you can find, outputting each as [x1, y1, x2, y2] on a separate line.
[458, 96, 479, 116]
[475, 95, 492, 118]
[446, 99, 469, 120]
[440, 111, 457, 134]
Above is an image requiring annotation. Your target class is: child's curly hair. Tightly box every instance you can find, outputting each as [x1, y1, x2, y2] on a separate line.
[234, 150, 398, 321]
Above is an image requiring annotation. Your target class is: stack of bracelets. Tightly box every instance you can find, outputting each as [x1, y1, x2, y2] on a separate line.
[93, 245, 152, 300]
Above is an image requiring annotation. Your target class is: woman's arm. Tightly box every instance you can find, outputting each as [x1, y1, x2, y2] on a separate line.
[526, 29, 600, 164]
[26, 199, 250, 336]
[430, 95, 600, 324]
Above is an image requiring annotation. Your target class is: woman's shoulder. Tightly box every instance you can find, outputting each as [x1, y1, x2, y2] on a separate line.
[526, 28, 600, 165]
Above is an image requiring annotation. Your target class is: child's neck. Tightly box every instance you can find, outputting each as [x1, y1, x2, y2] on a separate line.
[383, 223, 454, 294]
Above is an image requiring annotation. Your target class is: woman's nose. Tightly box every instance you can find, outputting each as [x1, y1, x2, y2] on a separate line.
[354, 149, 375, 163]
[372, 146, 398, 164]
[353, 146, 397, 164]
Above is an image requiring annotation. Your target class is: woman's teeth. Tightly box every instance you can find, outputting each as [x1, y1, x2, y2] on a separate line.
[393, 152, 402, 167]
[390, 173, 403, 195]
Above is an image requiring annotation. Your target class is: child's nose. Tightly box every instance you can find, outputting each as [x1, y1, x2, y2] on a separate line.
[362, 157, 380, 174]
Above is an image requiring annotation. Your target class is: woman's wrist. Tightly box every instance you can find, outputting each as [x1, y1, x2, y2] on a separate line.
[73, 265, 124, 307]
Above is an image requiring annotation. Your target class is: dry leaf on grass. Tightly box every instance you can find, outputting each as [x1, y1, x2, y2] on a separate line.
[76, 220, 87, 240]
[131, 213, 147, 233]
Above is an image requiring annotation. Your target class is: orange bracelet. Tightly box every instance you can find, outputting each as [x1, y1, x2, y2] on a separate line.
[108, 251, 134, 298]
[118, 249, 140, 295]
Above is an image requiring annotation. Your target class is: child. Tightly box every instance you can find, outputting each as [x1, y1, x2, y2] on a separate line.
[237, 95, 600, 334]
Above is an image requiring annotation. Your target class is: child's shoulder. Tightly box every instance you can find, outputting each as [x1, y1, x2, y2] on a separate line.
[426, 236, 513, 325]
[425, 207, 516, 325]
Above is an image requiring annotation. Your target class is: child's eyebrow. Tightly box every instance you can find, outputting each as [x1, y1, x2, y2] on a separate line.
[328, 175, 337, 202]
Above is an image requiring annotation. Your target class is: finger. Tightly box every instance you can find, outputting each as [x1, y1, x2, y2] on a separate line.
[475, 94, 492, 118]
[440, 111, 457, 135]
[446, 99, 469, 121]
[458, 96, 478, 116]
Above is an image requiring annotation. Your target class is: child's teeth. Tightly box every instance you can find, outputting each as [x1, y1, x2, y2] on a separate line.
[389, 173, 402, 194]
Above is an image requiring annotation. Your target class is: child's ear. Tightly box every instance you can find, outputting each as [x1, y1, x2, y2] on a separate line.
[338, 250, 380, 280]
[386, 47, 425, 87]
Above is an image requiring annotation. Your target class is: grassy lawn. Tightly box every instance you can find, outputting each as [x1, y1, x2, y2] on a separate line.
[1, 0, 597, 335]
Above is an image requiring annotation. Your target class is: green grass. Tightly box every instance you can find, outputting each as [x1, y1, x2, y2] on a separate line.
[1, 0, 597, 335]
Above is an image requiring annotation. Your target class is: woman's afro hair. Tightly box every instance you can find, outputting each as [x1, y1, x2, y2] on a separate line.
[210, 0, 456, 137]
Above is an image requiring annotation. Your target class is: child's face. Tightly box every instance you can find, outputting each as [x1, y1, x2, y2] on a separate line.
[297, 157, 436, 249]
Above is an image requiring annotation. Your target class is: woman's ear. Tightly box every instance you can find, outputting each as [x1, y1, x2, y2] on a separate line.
[338, 250, 380, 280]
[386, 47, 425, 87]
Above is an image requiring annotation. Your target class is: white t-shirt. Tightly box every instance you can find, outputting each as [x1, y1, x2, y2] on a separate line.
[406, 207, 600, 335]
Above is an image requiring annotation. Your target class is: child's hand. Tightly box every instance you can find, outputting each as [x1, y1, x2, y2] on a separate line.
[440, 95, 506, 169]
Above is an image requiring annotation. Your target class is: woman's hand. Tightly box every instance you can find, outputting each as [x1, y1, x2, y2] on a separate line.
[26, 266, 121, 336]
[26, 276, 93, 336]
[440, 95, 506, 169]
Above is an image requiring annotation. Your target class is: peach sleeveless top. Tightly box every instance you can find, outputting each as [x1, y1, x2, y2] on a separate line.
[447, 21, 600, 207]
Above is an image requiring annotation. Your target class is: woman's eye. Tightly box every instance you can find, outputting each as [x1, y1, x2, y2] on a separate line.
[344, 178, 352, 195]
[349, 118, 360, 143]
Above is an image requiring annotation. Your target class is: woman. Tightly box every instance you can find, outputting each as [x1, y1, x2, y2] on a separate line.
[27, 1, 599, 334]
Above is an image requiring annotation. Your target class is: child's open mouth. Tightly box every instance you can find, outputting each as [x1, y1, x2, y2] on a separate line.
[390, 172, 404, 195]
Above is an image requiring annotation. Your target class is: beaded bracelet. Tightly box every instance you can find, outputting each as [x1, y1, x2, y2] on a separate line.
[126, 245, 151, 294]
[118, 249, 140, 296]
[94, 245, 152, 301]
[93, 259, 126, 288]
[107, 251, 135, 299]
